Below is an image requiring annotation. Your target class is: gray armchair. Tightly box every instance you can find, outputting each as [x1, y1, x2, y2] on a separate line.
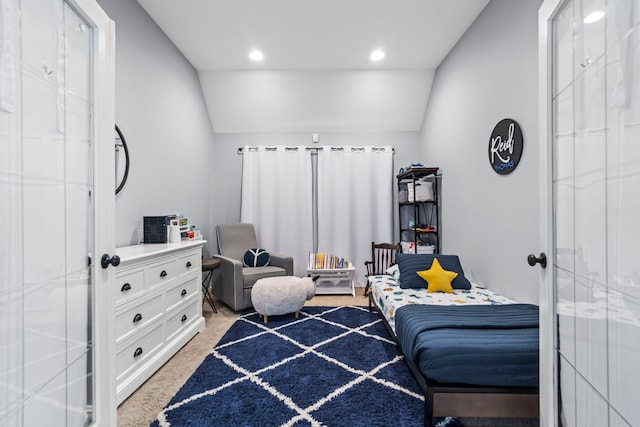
[211, 223, 294, 311]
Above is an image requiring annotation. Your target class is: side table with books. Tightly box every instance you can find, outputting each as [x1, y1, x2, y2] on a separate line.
[307, 253, 355, 296]
[306, 266, 356, 296]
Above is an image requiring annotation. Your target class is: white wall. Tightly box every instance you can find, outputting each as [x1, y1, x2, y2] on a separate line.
[199, 70, 434, 132]
[211, 131, 424, 254]
[97, 0, 217, 255]
[420, 0, 542, 303]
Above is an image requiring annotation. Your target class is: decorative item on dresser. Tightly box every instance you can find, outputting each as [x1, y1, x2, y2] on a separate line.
[114, 240, 206, 404]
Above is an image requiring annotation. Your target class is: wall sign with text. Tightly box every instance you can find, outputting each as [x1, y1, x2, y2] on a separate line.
[488, 118, 523, 175]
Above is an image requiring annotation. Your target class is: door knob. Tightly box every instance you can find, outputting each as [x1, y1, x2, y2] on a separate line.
[101, 254, 120, 269]
[527, 253, 547, 268]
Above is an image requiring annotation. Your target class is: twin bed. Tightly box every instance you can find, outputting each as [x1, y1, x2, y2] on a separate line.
[368, 254, 539, 427]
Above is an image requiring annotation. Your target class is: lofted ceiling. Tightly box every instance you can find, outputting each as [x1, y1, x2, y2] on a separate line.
[137, 0, 489, 133]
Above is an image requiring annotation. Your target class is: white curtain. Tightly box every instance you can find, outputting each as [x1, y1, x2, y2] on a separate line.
[317, 146, 394, 285]
[240, 146, 313, 277]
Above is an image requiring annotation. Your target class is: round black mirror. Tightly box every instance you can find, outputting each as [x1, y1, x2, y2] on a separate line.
[115, 124, 130, 194]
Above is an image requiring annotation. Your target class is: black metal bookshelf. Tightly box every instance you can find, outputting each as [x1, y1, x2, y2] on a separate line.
[397, 167, 440, 254]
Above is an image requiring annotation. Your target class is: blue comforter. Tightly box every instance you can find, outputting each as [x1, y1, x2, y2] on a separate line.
[395, 304, 539, 387]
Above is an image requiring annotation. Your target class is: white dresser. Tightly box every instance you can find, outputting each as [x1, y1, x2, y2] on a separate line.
[114, 241, 206, 404]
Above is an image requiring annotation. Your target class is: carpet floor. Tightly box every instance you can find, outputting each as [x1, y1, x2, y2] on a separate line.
[150, 305, 429, 426]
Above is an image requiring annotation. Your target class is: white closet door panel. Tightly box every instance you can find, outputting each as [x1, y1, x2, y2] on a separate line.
[606, 164, 640, 293]
[610, 124, 640, 164]
[1, 0, 115, 423]
[574, 170, 606, 280]
[21, 74, 58, 134]
[66, 185, 91, 276]
[22, 77, 62, 181]
[64, 3, 91, 102]
[610, 409, 633, 427]
[20, 0, 59, 75]
[22, 182, 65, 282]
[559, 356, 577, 427]
[0, 110, 19, 423]
[66, 93, 91, 141]
[576, 374, 609, 427]
[553, 88, 574, 181]
[555, 181, 575, 271]
[22, 135, 64, 181]
[573, 0, 606, 75]
[65, 96, 91, 280]
[605, 93, 640, 169]
[574, 66, 606, 177]
[65, 137, 92, 185]
[0, 113, 8, 171]
[543, 1, 640, 423]
[66, 277, 89, 362]
[574, 278, 608, 394]
[581, 59, 606, 128]
[23, 366, 66, 426]
[557, 272, 576, 364]
[553, 0, 574, 96]
[23, 294, 66, 394]
[66, 353, 90, 426]
[608, 292, 640, 426]
[22, 183, 66, 392]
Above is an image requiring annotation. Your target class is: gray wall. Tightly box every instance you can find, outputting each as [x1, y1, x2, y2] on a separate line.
[211, 131, 424, 254]
[420, 0, 542, 303]
[98, 0, 217, 256]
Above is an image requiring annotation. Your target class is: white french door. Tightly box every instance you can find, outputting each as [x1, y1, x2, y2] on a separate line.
[539, 1, 640, 426]
[0, 0, 115, 425]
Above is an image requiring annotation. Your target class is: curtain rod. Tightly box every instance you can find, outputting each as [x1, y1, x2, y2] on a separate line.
[237, 146, 394, 155]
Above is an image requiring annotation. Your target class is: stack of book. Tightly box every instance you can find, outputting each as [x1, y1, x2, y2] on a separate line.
[308, 252, 350, 269]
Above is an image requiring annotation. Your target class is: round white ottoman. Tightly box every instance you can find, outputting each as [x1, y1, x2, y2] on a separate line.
[251, 276, 316, 323]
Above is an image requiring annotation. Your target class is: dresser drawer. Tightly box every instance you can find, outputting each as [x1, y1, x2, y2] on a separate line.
[114, 269, 144, 303]
[147, 259, 176, 288]
[115, 323, 163, 380]
[176, 251, 201, 277]
[165, 276, 199, 312]
[115, 294, 163, 342]
[166, 299, 200, 342]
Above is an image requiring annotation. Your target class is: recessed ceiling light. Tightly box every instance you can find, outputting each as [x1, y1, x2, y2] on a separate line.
[370, 50, 385, 61]
[584, 10, 605, 23]
[249, 50, 264, 61]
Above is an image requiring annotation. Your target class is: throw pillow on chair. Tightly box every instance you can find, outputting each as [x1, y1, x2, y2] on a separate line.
[243, 248, 270, 267]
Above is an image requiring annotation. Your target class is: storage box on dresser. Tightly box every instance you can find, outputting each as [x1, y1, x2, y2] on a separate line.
[114, 240, 206, 404]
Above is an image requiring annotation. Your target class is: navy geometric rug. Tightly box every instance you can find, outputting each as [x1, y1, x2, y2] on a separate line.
[150, 305, 458, 427]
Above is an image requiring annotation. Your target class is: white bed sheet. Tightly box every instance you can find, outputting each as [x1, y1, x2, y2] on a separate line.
[369, 274, 516, 333]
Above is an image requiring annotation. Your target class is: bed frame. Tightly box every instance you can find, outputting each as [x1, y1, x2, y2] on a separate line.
[369, 294, 539, 427]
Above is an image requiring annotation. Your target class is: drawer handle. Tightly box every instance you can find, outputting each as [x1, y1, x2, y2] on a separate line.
[160, 270, 167, 278]
[121, 283, 131, 292]
[181, 314, 187, 322]
[181, 289, 187, 297]
[132, 313, 143, 323]
[186, 261, 192, 268]
[133, 347, 143, 358]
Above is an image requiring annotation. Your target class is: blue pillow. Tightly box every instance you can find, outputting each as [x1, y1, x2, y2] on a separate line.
[243, 248, 270, 267]
[396, 253, 472, 290]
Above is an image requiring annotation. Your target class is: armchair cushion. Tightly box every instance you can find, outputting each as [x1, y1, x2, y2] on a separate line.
[242, 266, 287, 289]
[217, 223, 259, 261]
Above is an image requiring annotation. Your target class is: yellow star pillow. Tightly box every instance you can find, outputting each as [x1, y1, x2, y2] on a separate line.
[417, 258, 458, 293]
